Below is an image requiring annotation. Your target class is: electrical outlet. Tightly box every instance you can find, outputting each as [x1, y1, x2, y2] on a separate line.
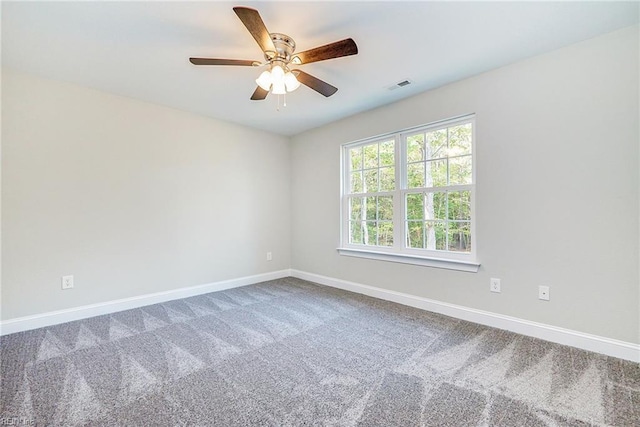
[539, 285, 550, 301]
[490, 278, 501, 293]
[266, 252, 272, 261]
[62, 275, 74, 290]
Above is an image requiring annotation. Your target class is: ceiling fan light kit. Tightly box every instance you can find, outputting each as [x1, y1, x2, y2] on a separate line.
[189, 6, 358, 103]
[256, 61, 300, 94]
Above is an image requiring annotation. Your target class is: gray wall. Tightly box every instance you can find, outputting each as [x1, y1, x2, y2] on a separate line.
[290, 26, 639, 344]
[2, 69, 291, 319]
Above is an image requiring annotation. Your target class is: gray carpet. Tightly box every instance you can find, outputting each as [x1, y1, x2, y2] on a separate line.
[1, 277, 638, 426]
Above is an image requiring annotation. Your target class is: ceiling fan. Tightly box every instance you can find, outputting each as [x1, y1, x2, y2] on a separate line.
[189, 6, 358, 101]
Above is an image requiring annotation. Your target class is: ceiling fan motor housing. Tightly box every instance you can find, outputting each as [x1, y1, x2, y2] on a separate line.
[267, 33, 296, 62]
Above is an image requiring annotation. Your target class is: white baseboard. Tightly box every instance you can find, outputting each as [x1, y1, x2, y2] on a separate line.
[0, 269, 292, 336]
[4, 268, 638, 362]
[291, 270, 640, 363]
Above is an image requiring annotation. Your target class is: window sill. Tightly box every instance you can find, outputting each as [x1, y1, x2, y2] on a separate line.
[336, 247, 480, 272]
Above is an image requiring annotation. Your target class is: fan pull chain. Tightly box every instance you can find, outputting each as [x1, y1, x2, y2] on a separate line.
[275, 94, 287, 112]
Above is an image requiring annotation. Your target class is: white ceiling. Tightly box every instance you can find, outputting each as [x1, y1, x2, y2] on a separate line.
[2, 1, 638, 136]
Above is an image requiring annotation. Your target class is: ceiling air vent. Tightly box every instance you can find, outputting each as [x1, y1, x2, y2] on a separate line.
[388, 79, 413, 91]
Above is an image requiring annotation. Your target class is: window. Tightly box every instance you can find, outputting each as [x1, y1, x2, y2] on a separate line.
[340, 115, 479, 272]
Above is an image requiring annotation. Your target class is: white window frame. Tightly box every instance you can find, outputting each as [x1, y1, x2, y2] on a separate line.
[338, 114, 480, 272]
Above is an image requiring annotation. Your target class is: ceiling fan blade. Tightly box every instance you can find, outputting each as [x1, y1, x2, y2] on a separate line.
[294, 38, 358, 65]
[189, 58, 258, 66]
[293, 70, 338, 97]
[233, 7, 276, 55]
[250, 86, 269, 100]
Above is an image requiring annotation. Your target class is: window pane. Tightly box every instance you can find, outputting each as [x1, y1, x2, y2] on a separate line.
[434, 192, 447, 220]
[406, 193, 423, 220]
[378, 196, 393, 220]
[350, 197, 363, 221]
[344, 118, 473, 255]
[407, 134, 425, 162]
[425, 192, 446, 220]
[350, 146, 363, 171]
[379, 166, 395, 191]
[380, 140, 395, 166]
[407, 221, 424, 248]
[425, 159, 447, 187]
[365, 197, 377, 220]
[407, 162, 425, 188]
[449, 155, 472, 185]
[364, 144, 378, 169]
[364, 221, 377, 245]
[448, 221, 471, 252]
[426, 129, 447, 159]
[378, 221, 393, 246]
[448, 191, 471, 221]
[425, 221, 446, 250]
[364, 169, 378, 192]
[448, 124, 472, 156]
[349, 221, 363, 244]
[350, 172, 363, 193]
